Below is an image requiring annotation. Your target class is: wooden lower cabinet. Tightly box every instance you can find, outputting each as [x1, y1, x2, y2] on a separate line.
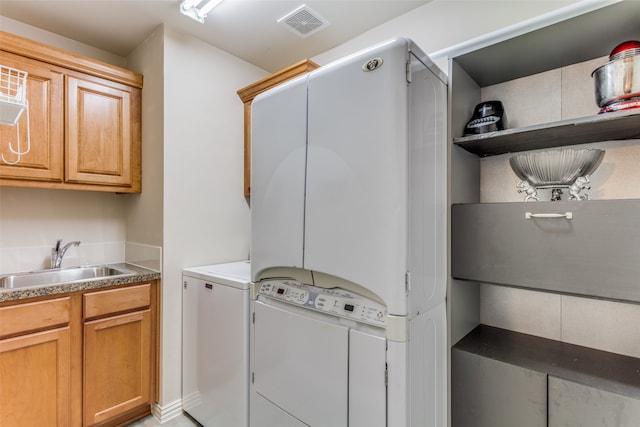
[83, 283, 157, 427]
[0, 297, 73, 426]
[0, 281, 157, 427]
[0, 327, 72, 426]
[84, 310, 151, 426]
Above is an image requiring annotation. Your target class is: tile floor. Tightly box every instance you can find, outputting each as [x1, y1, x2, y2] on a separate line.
[126, 413, 199, 427]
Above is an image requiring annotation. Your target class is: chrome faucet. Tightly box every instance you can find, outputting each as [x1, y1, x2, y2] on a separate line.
[51, 239, 81, 269]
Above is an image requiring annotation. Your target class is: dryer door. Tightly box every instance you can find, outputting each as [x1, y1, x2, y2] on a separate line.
[253, 301, 349, 427]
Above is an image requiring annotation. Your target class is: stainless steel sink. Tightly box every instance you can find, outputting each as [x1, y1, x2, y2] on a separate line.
[0, 266, 136, 289]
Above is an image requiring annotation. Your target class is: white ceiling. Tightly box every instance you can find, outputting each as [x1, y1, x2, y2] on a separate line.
[0, 0, 430, 72]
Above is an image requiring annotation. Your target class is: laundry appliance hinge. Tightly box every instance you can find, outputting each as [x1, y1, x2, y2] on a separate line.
[405, 271, 411, 293]
[385, 363, 388, 387]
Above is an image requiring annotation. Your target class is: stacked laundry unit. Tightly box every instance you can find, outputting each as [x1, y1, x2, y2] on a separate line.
[250, 37, 448, 427]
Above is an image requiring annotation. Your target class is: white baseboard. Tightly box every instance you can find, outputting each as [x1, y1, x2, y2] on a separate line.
[150, 398, 183, 423]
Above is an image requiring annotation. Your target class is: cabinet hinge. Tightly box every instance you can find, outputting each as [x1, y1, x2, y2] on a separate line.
[405, 271, 411, 293]
[406, 60, 412, 83]
[252, 372, 255, 384]
[252, 312, 255, 324]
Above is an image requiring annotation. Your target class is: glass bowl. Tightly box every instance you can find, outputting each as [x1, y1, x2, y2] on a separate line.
[509, 148, 605, 188]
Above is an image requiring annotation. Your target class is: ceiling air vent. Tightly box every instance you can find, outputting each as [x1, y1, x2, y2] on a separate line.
[278, 4, 330, 39]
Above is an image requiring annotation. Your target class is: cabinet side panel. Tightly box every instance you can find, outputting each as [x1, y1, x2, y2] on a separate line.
[408, 55, 448, 316]
[409, 302, 447, 427]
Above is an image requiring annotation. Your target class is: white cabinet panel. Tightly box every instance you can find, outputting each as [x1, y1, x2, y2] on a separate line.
[305, 39, 409, 315]
[349, 329, 386, 427]
[251, 77, 308, 280]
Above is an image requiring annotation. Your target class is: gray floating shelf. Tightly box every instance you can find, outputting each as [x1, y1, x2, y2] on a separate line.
[453, 109, 640, 156]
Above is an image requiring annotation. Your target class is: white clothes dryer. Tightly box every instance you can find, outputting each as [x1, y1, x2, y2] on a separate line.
[250, 279, 387, 427]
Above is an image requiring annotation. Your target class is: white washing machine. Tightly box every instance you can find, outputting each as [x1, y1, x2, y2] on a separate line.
[182, 261, 250, 427]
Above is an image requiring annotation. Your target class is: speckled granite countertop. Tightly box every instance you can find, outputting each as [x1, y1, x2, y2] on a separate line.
[0, 263, 161, 303]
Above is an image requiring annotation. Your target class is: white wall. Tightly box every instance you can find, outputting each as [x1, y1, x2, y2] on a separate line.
[0, 187, 127, 272]
[126, 27, 165, 249]
[126, 25, 266, 412]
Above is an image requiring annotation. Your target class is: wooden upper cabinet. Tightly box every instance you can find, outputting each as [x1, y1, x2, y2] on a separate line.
[237, 59, 319, 196]
[66, 76, 135, 188]
[0, 31, 142, 193]
[0, 51, 64, 181]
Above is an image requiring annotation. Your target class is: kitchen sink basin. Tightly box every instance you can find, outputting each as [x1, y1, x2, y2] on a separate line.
[0, 266, 136, 289]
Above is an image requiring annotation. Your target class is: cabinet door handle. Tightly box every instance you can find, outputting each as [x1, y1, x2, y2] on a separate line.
[525, 212, 573, 220]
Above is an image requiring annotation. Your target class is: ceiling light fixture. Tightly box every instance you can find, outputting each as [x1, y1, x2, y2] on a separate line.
[180, 0, 224, 23]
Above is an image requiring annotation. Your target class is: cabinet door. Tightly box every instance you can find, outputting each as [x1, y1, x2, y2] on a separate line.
[305, 41, 412, 315]
[0, 327, 71, 426]
[84, 310, 151, 426]
[250, 76, 308, 277]
[548, 376, 640, 427]
[66, 76, 135, 188]
[0, 52, 64, 181]
[451, 348, 547, 427]
[451, 200, 640, 302]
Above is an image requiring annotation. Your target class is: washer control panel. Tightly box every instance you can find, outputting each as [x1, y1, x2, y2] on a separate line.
[258, 279, 387, 327]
